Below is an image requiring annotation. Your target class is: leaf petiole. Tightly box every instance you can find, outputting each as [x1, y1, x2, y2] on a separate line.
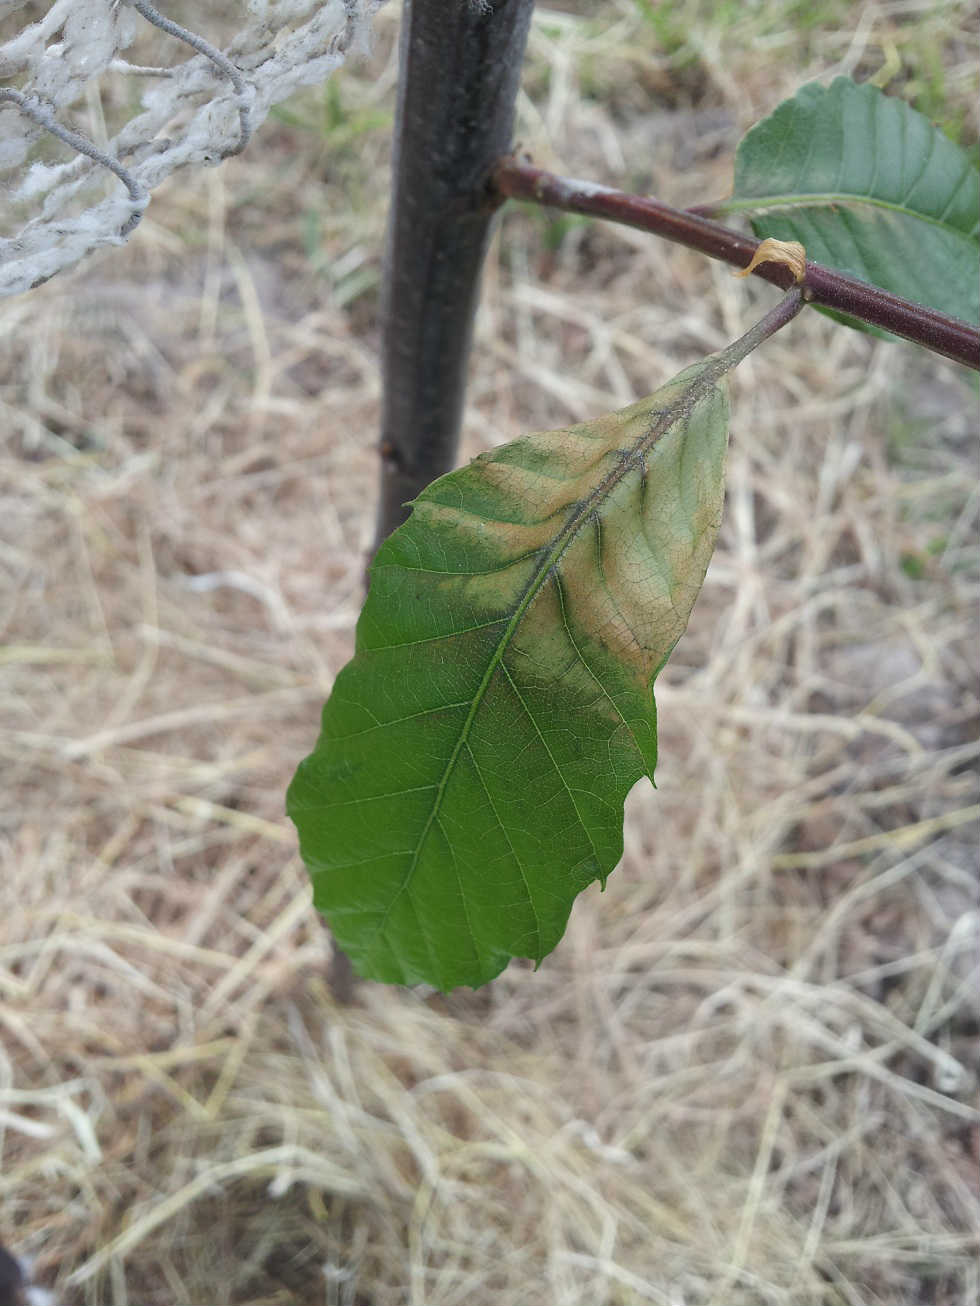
[711, 285, 808, 380]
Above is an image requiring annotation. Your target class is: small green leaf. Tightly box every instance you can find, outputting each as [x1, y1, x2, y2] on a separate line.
[289, 356, 734, 990]
[722, 77, 979, 328]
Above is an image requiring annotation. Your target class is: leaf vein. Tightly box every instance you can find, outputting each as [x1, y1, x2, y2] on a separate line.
[498, 658, 600, 868]
[465, 742, 542, 958]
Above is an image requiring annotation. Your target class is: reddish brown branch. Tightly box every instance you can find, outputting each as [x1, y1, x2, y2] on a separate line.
[490, 158, 980, 372]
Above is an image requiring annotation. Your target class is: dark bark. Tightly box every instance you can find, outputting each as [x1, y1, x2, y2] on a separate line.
[328, 0, 535, 1000]
[375, 0, 536, 547]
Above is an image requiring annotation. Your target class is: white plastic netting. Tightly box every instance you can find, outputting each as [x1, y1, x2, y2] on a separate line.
[0, 0, 386, 297]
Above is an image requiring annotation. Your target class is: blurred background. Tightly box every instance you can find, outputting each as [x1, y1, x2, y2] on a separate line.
[0, 2, 977, 1302]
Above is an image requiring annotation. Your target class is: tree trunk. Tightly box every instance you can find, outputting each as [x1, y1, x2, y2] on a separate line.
[375, 0, 535, 546]
[329, 0, 535, 1001]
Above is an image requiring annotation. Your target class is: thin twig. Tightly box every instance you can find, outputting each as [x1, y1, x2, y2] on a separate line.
[490, 158, 980, 372]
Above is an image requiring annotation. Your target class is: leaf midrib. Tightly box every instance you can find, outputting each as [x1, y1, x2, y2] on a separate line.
[716, 191, 977, 239]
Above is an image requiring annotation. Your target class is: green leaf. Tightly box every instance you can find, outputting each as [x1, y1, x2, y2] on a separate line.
[288, 356, 733, 990]
[722, 76, 980, 328]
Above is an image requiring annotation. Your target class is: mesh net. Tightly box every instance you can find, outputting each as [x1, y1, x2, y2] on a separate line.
[0, 0, 386, 298]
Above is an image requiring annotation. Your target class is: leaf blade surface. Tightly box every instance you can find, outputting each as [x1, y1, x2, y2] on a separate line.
[724, 77, 979, 328]
[288, 360, 731, 989]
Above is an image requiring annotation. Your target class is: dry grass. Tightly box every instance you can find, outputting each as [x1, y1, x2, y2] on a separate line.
[1, 2, 978, 1303]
